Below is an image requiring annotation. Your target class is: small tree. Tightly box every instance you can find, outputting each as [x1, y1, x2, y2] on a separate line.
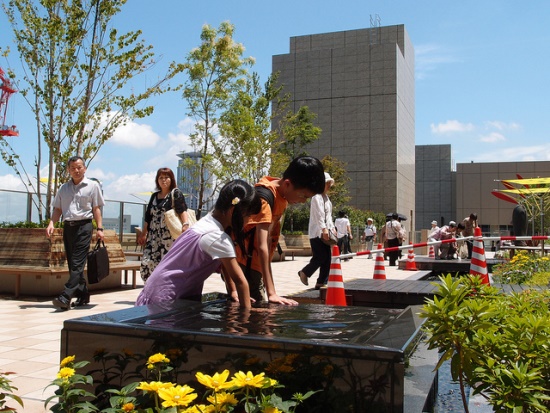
[271, 106, 321, 177]
[321, 155, 351, 211]
[181, 21, 254, 217]
[219, 71, 288, 183]
[1, 0, 179, 220]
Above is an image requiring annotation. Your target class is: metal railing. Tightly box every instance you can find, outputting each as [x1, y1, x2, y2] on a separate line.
[0, 188, 146, 242]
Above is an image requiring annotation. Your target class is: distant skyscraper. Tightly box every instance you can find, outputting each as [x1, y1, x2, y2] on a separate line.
[176, 151, 213, 212]
[273, 24, 415, 221]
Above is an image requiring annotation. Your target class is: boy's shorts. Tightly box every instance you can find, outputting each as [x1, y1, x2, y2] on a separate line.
[239, 264, 266, 302]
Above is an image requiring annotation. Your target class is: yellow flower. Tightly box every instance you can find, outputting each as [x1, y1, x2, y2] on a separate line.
[196, 369, 233, 391]
[146, 353, 170, 368]
[57, 367, 75, 380]
[137, 381, 175, 393]
[265, 378, 278, 388]
[263, 407, 282, 413]
[231, 371, 266, 388]
[60, 355, 75, 367]
[122, 402, 135, 412]
[207, 391, 238, 407]
[158, 384, 197, 408]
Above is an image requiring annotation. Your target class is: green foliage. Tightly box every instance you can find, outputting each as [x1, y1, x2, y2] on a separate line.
[282, 203, 311, 233]
[492, 250, 550, 285]
[320, 155, 350, 210]
[0, 220, 43, 228]
[181, 21, 254, 216]
[2, 0, 179, 221]
[219, 71, 289, 184]
[276, 106, 322, 160]
[0, 370, 23, 412]
[282, 202, 386, 235]
[421, 274, 550, 412]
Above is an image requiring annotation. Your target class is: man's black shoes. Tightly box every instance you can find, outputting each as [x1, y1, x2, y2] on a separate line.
[52, 294, 71, 311]
[73, 290, 90, 307]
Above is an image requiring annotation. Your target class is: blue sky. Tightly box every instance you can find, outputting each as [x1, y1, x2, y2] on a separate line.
[1, 0, 550, 202]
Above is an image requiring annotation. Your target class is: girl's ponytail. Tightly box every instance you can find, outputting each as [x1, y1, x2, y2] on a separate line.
[215, 180, 261, 252]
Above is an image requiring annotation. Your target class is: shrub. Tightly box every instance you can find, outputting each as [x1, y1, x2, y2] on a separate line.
[421, 274, 550, 412]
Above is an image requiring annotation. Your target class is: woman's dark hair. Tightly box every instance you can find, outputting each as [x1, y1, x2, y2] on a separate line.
[215, 179, 262, 252]
[338, 210, 346, 218]
[154, 167, 177, 191]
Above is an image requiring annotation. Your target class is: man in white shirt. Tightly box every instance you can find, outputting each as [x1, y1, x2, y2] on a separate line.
[335, 210, 353, 260]
[362, 218, 377, 258]
[385, 213, 402, 266]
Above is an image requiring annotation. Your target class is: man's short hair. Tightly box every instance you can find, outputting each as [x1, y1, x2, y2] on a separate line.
[68, 156, 85, 166]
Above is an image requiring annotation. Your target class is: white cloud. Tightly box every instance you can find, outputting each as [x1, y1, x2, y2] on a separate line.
[102, 172, 157, 202]
[144, 117, 195, 168]
[480, 132, 506, 143]
[415, 43, 458, 80]
[109, 119, 161, 148]
[431, 120, 475, 134]
[0, 174, 27, 191]
[465, 143, 550, 163]
[85, 168, 117, 183]
[485, 121, 521, 131]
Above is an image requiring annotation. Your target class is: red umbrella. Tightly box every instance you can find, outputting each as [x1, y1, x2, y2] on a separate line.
[492, 191, 518, 204]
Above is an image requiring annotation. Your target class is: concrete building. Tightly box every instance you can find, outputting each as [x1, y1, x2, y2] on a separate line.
[177, 151, 213, 213]
[456, 160, 550, 236]
[415, 144, 550, 236]
[415, 144, 455, 229]
[273, 24, 415, 221]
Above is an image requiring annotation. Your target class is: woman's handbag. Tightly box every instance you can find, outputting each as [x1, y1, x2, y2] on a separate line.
[164, 189, 183, 240]
[87, 240, 110, 284]
[321, 230, 338, 246]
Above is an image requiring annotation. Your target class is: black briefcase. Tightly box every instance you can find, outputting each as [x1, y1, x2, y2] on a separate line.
[87, 240, 110, 284]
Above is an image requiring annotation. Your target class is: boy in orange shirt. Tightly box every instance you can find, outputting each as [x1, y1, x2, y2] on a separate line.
[228, 156, 325, 305]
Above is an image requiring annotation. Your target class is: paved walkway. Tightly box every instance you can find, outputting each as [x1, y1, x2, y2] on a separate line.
[0, 253, 436, 412]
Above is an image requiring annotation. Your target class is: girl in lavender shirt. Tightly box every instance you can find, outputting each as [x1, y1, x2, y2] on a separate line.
[136, 180, 261, 309]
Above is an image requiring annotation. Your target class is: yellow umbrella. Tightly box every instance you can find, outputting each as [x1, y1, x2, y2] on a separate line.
[501, 177, 550, 185]
[501, 188, 550, 194]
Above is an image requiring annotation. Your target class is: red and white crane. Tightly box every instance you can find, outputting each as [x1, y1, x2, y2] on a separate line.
[0, 67, 19, 137]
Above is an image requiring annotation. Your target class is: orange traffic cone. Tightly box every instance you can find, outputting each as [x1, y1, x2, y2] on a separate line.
[428, 245, 435, 259]
[373, 243, 387, 279]
[405, 248, 418, 270]
[469, 227, 489, 285]
[325, 245, 347, 306]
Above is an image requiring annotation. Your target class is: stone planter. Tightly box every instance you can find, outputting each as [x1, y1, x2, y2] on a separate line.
[283, 234, 310, 248]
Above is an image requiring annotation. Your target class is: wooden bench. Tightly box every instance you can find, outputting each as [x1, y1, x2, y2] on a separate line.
[0, 260, 141, 298]
[0, 228, 141, 297]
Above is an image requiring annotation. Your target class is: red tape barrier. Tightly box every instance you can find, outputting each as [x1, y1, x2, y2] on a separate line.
[338, 235, 549, 260]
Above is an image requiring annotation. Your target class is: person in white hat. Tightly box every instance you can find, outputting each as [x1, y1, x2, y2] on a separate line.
[361, 217, 377, 258]
[298, 172, 336, 289]
[428, 220, 440, 258]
